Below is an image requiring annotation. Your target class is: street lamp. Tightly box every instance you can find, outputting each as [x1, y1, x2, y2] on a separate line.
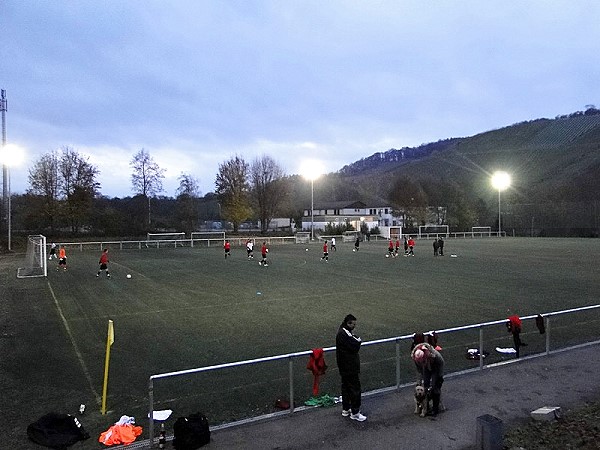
[300, 161, 324, 241]
[491, 171, 511, 237]
[0, 143, 25, 251]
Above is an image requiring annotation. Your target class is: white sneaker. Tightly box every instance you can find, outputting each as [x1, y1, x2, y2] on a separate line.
[350, 412, 367, 422]
[341, 409, 350, 417]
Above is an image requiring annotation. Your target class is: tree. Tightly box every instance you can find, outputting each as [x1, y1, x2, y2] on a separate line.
[59, 146, 100, 233]
[27, 151, 61, 230]
[215, 155, 251, 232]
[176, 173, 201, 234]
[130, 149, 165, 226]
[27, 147, 100, 233]
[249, 155, 288, 233]
[388, 176, 428, 229]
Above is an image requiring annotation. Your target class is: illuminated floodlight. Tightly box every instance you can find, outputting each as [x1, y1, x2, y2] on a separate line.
[300, 160, 324, 240]
[491, 171, 511, 236]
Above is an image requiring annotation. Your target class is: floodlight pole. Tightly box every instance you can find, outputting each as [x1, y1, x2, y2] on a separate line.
[1, 89, 8, 250]
[310, 178, 314, 241]
[497, 189, 502, 237]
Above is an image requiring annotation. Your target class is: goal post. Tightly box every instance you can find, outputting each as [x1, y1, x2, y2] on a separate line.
[418, 225, 449, 238]
[191, 231, 226, 248]
[471, 226, 492, 237]
[294, 232, 310, 244]
[389, 226, 403, 240]
[147, 232, 186, 240]
[17, 235, 47, 278]
[342, 231, 361, 242]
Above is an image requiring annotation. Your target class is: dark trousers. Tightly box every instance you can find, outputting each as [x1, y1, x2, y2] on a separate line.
[340, 373, 362, 414]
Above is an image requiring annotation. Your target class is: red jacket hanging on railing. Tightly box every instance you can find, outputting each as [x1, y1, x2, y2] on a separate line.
[307, 348, 328, 396]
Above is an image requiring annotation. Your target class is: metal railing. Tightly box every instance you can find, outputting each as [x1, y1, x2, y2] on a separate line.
[146, 304, 600, 447]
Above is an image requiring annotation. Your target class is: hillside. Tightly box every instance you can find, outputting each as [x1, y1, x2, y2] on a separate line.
[327, 110, 600, 235]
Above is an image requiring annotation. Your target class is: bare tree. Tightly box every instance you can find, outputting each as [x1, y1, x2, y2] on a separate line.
[215, 155, 251, 232]
[130, 148, 165, 225]
[176, 173, 201, 233]
[27, 151, 60, 230]
[59, 146, 100, 233]
[250, 155, 287, 233]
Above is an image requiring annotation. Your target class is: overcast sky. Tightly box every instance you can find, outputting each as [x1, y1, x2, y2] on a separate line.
[2, 1, 599, 198]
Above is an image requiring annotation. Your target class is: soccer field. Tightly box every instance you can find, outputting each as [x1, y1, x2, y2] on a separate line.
[2, 237, 600, 442]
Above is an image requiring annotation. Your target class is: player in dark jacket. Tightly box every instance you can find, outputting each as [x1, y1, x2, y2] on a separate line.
[336, 314, 367, 421]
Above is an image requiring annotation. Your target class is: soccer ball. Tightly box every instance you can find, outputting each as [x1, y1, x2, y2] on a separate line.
[126, 274, 132, 279]
[385, 254, 389, 258]
[352, 248, 356, 252]
[305, 248, 309, 252]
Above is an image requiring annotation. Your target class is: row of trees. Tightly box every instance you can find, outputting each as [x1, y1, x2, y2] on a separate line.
[22, 146, 293, 236]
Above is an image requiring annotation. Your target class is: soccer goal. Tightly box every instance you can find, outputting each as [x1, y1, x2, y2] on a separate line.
[418, 225, 449, 238]
[342, 230, 361, 243]
[471, 226, 492, 237]
[191, 231, 226, 248]
[389, 226, 403, 240]
[17, 235, 47, 278]
[147, 232, 186, 241]
[295, 232, 310, 244]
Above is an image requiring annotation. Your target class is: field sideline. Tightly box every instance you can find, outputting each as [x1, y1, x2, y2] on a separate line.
[1, 237, 599, 446]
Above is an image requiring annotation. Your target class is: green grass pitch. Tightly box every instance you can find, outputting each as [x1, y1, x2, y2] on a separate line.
[2, 237, 599, 433]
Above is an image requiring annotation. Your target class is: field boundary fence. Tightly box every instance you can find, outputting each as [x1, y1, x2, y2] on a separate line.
[146, 304, 600, 447]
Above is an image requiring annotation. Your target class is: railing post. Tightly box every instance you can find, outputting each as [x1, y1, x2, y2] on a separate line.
[395, 338, 401, 390]
[288, 356, 295, 414]
[479, 326, 484, 370]
[148, 377, 154, 448]
[545, 316, 551, 355]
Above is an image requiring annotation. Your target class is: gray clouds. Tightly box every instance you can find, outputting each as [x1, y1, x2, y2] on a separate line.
[2, 1, 599, 196]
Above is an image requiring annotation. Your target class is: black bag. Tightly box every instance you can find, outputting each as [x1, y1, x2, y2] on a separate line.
[27, 412, 90, 449]
[173, 413, 210, 449]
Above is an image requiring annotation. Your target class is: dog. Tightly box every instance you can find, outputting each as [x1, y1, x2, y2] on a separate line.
[414, 384, 445, 417]
[414, 384, 429, 417]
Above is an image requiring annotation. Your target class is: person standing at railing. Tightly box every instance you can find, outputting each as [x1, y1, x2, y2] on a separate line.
[336, 314, 367, 422]
[411, 342, 444, 416]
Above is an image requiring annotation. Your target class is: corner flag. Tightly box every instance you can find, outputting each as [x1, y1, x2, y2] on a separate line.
[101, 320, 115, 414]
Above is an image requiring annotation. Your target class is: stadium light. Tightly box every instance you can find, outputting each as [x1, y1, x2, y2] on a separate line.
[300, 161, 324, 241]
[491, 171, 511, 237]
[0, 143, 25, 251]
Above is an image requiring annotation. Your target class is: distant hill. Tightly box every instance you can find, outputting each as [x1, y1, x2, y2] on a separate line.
[323, 109, 600, 236]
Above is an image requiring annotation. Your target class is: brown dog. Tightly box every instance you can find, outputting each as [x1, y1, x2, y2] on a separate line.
[414, 384, 428, 417]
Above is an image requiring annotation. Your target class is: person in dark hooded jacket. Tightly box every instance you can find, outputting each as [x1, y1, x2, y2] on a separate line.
[336, 314, 367, 421]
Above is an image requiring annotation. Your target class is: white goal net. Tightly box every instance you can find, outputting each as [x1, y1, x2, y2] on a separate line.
[17, 235, 47, 278]
[342, 231, 361, 243]
[471, 226, 492, 237]
[418, 225, 449, 238]
[295, 232, 310, 244]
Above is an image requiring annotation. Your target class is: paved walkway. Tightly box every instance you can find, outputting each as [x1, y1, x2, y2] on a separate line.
[202, 343, 600, 450]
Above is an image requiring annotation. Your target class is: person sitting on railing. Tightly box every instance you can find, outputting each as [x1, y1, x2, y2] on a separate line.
[506, 315, 527, 358]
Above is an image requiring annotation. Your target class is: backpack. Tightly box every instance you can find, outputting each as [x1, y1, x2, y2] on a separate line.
[27, 412, 90, 449]
[173, 413, 210, 449]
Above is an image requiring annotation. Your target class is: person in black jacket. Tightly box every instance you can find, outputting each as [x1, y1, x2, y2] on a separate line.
[336, 314, 367, 421]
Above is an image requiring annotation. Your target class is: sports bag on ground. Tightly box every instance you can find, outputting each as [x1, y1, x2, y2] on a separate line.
[173, 412, 210, 449]
[27, 412, 90, 449]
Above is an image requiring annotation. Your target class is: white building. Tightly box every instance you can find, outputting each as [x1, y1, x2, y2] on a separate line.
[301, 201, 402, 233]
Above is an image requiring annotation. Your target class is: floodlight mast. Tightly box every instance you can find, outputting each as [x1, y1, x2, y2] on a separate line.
[491, 171, 511, 237]
[301, 161, 323, 241]
[1, 90, 7, 249]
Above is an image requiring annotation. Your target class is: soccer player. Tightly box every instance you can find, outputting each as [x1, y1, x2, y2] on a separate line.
[259, 241, 269, 266]
[407, 237, 415, 256]
[321, 240, 329, 261]
[387, 239, 395, 258]
[403, 236, 409, 255]
[354, 236, 360, 251]
[224, 240, 231, 259]
[330, 237, 336, 251]
[438, 237, 445, 256]
[97, 248, 110, 278]
[246, 239, 254, 259]
[49, 242, 57, 260]
[395, 238, 400, 257]
[58, 246, 67, 271]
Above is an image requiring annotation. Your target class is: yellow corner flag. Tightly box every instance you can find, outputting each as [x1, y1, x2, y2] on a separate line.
[101, 320, 114, 415]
